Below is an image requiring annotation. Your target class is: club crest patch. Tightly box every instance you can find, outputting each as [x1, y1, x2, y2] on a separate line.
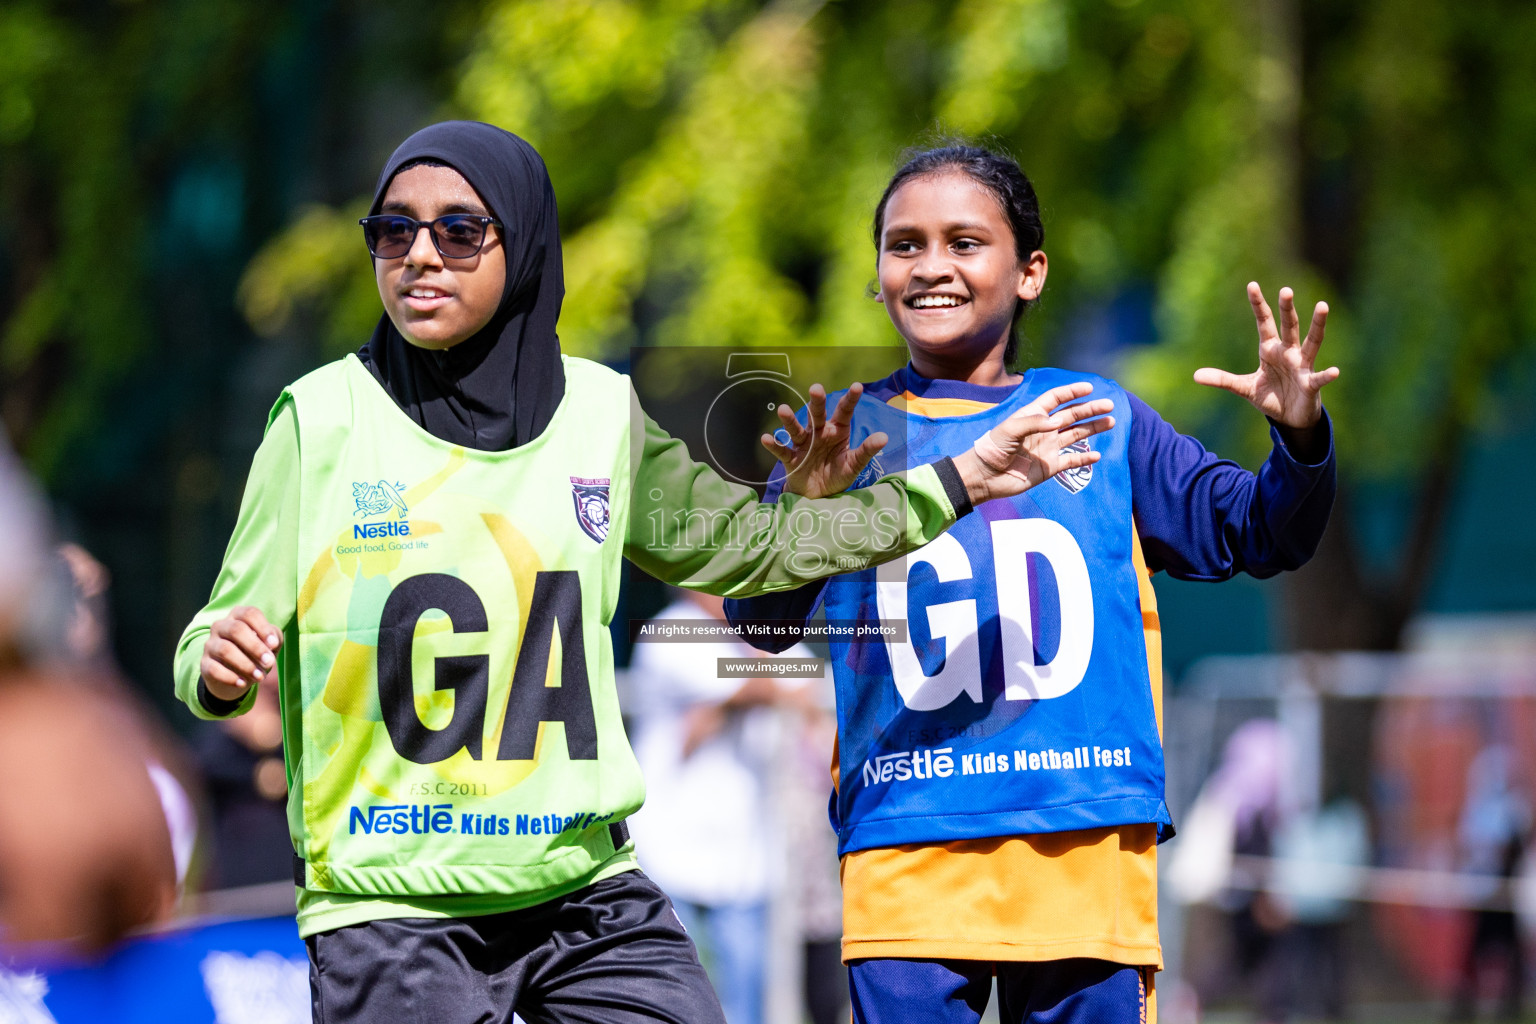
[571, 477, 611, 543]
[1054, 441, 1094, 494]
[850, 454, 887, 491]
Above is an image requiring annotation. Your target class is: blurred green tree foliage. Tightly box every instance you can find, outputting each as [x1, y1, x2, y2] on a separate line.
[8, 0, 1535, 657]
[0, 1, 474, 474]
[0, 0, 476, 706]
[241, 0, 1536, 650]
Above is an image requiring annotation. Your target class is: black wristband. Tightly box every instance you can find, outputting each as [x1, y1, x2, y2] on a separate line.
[931, 456, 974, 519]
[197, 677, 246, 717]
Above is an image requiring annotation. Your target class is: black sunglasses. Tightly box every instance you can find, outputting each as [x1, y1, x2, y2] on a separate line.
[359, 214, 503, 260]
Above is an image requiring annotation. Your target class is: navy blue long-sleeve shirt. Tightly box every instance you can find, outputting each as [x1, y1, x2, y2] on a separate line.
[724, 366, 1335, 651]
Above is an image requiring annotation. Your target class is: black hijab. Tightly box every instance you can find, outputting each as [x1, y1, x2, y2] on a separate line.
[359, 121, 565, 450]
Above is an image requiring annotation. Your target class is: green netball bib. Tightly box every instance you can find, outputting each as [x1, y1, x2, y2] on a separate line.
[287, 354, 636, 897]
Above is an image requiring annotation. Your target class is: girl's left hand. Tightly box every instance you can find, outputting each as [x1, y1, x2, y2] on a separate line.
[1194, 283, 1339, 431]
[763, 382, 889, 499]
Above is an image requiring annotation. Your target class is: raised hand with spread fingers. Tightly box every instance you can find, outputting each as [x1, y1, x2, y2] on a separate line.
[762, 382, 890, 499]
[951, 381, 1115, 506]
[1194, 283, 1339, 455]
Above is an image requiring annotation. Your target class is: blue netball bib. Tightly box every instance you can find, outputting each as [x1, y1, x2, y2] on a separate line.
[820, 368, 1170, 855]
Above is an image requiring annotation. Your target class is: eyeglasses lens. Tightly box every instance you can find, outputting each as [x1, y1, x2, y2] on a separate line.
[366, 217, 416, 259]
[434, 216, 486, 258]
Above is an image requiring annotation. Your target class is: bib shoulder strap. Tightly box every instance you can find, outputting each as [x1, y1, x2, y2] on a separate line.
[277, 357, 361, 435]
[560, 354, 630, 407]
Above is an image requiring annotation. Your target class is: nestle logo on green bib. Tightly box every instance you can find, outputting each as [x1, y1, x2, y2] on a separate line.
[353, 520, 412, 539]
[352, 479, 412, 539]
[348, 803, 618, 839]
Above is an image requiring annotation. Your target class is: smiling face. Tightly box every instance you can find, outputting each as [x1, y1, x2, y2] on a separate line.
[374, 163, 506, 350]
[876, 170, 1047, 383]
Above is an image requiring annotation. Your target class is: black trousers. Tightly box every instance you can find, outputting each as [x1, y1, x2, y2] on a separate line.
[306, 870, 727, 1024]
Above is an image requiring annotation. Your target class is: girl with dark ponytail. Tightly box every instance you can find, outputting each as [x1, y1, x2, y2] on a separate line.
[729, 141, 1340, 1024]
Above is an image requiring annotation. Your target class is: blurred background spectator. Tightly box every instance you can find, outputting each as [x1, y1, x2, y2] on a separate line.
[1267, 791, 1370, 1021]
[1169, 719, 1295, 1016]
[0, 441, 53, 663]
[0, 438, 182, 954]
[1449, 744, 1531, 1021]
[194, 680, 291, 889]
[626, 589, 845, 1024]
[0, 673, 178, 952]
[780, 677, 849, 1024]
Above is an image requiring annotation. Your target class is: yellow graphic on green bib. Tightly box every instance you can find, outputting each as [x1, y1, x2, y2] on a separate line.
[287, 355, 639, 897]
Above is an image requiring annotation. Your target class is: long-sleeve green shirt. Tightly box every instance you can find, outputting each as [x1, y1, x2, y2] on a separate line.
[174, 372, 966, 935]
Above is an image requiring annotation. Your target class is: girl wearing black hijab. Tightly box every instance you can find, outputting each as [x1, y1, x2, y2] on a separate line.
[173, 121, 1109, 1023]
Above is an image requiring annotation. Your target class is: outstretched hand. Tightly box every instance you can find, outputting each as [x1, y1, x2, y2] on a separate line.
[1194, 283, 1339, 431]
[762, 382, 889, 499]
[952, 383, 1115, 506]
